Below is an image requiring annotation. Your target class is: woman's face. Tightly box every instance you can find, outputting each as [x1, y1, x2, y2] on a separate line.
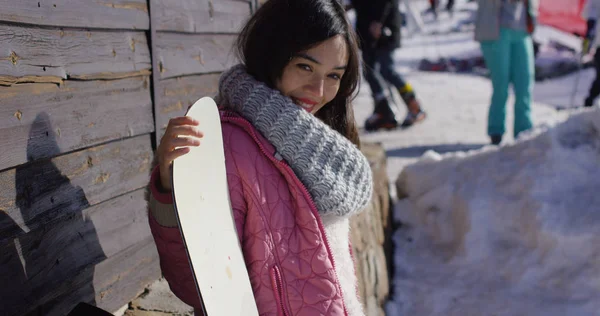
[276, 35, 349, 114]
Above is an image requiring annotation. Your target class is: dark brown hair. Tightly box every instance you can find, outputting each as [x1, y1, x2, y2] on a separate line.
[236, 0, 362, 147]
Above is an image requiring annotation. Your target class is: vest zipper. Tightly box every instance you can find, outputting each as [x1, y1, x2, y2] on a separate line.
[270, 265, 290, 316]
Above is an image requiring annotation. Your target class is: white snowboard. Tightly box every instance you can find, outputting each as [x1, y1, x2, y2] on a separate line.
[171, 97, 259, 316]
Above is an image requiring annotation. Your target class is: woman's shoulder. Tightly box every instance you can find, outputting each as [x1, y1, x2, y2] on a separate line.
[221, 119, 255, 147]
[220, 116, 282, 184]
[219, 112, 275, 158]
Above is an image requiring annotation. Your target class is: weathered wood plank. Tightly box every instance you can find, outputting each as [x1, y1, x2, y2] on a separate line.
[0, 74, 64, 86]
[0, 24, 151, 79]
[155, 32, 237, 80]
[0, 70, 152, 86]
[151, 0, 250, 33]
[25, 239, 160, 316]
[94, 240, 160, 313]
[154, 74, 220, 141]
[0, 76, 153, 171]
[9, 240, 159, 316]
[0, 135, 153, 242]
[0, 0, 149, 30]
[0, 189, 157, 316]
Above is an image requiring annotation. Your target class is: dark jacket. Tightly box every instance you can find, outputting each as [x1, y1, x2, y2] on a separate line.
[351, 0, 401, 49]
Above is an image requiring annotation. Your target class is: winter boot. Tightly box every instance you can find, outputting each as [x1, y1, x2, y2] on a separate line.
[398, 84, 426, 127]
[490, 135, 502, 145]
[401, 109, 427, 127]
[365, 98, 398, 131]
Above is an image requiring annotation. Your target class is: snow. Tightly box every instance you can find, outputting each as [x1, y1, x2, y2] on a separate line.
[535, 68, 596, 110]
[390, 108, 600, 315]
[348, 0, 600, 314]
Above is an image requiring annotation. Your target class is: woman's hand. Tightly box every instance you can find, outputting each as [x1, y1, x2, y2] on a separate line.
[157, 116, 204, 191]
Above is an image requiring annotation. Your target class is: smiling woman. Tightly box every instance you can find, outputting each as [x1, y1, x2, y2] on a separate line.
[235, 0, 363, 146]
[147, 1, 372, 315]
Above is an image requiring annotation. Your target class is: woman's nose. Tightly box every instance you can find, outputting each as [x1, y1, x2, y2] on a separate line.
[306, 77, 325, 97]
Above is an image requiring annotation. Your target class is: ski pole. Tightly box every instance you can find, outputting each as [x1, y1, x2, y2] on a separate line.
[569, 52, 584, 108]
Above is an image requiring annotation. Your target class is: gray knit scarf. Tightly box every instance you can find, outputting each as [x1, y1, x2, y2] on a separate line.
[217, 64, 372, 217]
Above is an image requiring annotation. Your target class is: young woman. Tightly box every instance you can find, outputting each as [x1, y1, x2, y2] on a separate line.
[475, 0, 538, 145]
[147, 0, 373, 315]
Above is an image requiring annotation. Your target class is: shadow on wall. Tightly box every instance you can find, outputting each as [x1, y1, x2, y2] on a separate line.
[0, 112, 106, 316]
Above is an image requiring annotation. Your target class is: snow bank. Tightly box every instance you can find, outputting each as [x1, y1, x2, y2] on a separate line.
[389, 108, 600, 315]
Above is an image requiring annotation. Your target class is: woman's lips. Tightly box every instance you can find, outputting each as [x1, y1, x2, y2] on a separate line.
[296, 97, 318, 105]
[293, 97, 318, 112]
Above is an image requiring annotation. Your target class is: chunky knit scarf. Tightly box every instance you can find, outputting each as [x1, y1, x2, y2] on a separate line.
[217, 64, 373, 217]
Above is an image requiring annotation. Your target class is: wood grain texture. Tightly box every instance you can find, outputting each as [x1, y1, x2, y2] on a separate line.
[94, 240, 160, 313]
[0, 189, 158, 316]
[15, 241, 159, 316]
[151, 0, 250, 33]
[0, 24, 151, 79]
[154, 73, 220, 141]
[155, 32, 237, 80]
[0, 0, 149, 30]
[0, 76, 153, 171]
[0, 135, 153, 242]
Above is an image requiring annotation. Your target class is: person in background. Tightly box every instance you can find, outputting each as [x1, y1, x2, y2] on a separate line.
[582, 0, 600, 107]
[350, 0, 427, 131]
[474, 0, 538, 145]
[428, 0, 455, 18]
[147, 0, 373, 315]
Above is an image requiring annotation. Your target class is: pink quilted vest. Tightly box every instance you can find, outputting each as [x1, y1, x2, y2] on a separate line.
[148, 111, 350, 315]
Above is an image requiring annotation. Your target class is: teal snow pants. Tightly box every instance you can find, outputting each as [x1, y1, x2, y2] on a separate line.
[480, 27, 534, 138]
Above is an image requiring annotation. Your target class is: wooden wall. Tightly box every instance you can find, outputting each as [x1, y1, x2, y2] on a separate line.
[150, 0, 252, 142]
[0, 0, 253, 315]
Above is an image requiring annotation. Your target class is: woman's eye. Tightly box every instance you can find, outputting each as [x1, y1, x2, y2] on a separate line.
[297, 64, 311, 71]
[328, 73, 342, 80]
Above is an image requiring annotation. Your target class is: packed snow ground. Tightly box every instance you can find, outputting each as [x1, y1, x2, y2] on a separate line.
[349, 1, 600, 315]
[388, 108, 600, 316]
